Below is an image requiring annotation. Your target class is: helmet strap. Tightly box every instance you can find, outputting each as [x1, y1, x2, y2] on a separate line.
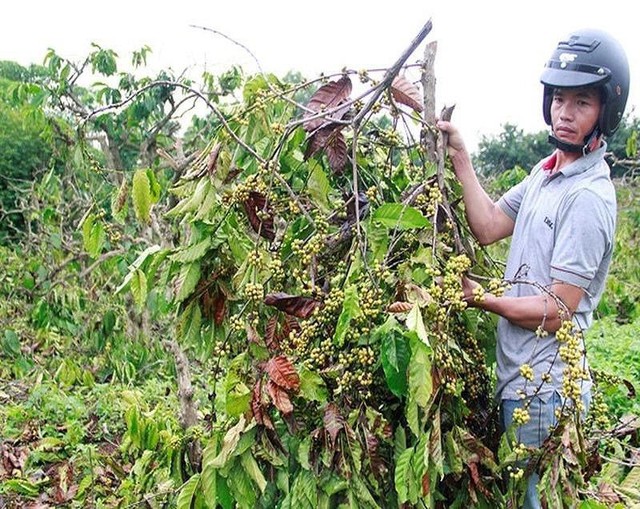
[548, 127, 601, 156]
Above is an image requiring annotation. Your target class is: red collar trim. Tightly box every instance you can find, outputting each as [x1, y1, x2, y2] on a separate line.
[542, 152, 558, 172]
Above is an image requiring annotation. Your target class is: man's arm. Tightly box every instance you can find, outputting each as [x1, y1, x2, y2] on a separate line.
[462, 277, 585, 332]
[437, 120, 514, 245]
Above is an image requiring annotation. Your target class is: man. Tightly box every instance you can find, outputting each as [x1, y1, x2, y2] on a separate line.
[437, 28, 629, 508]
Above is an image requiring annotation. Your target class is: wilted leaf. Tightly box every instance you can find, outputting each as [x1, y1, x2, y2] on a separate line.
[267, 380, 293, 415]
[596, 482, 621, 503]
[265, 315, 279, 352]
[282, 314, 301, 335]
[242, 191, 275, 240]
[303, 76, 352, 132]
[112, 178, 128, 215]
[251, 380, 274, 429]
[247, 325, 262, 345]
[387, 301, 413, 313]
[304, 125, 348, 174]
[211, 287, 227, 326]
[264, 292, 320, 319]
[324, 129, 348, 174]
[391, 76, 424, 113]
[264, 355, 300, 392]
[363, 426, 385, 477]
[323, 403, 346, 449]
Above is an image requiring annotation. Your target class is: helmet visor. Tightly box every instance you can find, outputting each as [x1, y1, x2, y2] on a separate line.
[540, 60, 611, 88]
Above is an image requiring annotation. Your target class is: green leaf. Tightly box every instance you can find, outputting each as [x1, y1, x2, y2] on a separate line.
[170, 238, 212, 263]
[182, 301, 202, 345]
[175, 261, 201, 303]
[445, 431, 463, 474]
[621, 465, 640, 490]
[115, 245, 163, 294]
[81, 213, 105, 258]
[132, 168, 152, 223]
[290, 469, 317, 508]
[394, 447, 413, 504]
[240, 451, 267, 493]
[130, 269, 148, 310]
[227, 460, 257, 509]
[146, 168, 162, 203]
[408, 334, 433, 409]
[349, 475, 380, 509]
[201, 437, 219, 508]
[298, 365, 328, 402]
[1, 478, 41, 496]
[2, 330, 21, 358]
[406, 304, 430, 345]
[372, 203, 430, 230]
[333, 284, 360, 346]
[380, 327, 410, 397]
[176, 474, 200, 509]
[225, 377, 251, 417]
[307, 161, 331, 211]
[428, 410, 444, 481]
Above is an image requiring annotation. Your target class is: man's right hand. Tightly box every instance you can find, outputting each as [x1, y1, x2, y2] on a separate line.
[436, 120, 466, 158]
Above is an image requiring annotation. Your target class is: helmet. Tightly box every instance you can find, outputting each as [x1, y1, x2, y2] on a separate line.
[540, 28, 630, 137]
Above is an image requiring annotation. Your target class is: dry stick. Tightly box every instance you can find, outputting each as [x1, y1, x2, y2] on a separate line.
[349, 18, 434, 240]
[163, 339, 202, 468]
[420, 42, 465, 255]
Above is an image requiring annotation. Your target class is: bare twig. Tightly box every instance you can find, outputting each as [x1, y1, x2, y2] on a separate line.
[163, 339, 202, 468]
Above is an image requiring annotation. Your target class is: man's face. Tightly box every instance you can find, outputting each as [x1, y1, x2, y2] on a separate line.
[550, 87, 602, 146]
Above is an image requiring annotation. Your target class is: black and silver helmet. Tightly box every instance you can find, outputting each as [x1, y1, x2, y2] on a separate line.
[540, 28, 630, 142]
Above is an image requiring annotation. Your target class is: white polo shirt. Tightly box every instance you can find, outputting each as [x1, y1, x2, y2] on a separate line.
[495, 142, 616, 402]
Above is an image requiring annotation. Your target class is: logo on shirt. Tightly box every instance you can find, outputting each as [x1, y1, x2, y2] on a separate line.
[544, 216, 554, 229]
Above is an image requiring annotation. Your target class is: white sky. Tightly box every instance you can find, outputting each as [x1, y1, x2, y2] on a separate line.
[2, 0, 638, 151]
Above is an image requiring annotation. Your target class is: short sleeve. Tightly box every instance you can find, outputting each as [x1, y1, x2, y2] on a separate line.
[497, 175, 530, 221]
[549, 189, 615, 288]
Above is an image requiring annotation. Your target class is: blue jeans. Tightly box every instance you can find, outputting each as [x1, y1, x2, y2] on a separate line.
[501, 392, 591, 509]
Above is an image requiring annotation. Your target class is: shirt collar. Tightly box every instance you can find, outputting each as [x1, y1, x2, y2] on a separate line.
[542, 141, 608, 179]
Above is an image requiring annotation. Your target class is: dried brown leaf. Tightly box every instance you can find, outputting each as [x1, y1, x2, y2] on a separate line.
[303, 76, 353, 131]
[247, 325, 262, 345]
[323, 403, 346, 449]
[325, 129, 348, 174]
[213, 288, 226, 326]
[265, 355, 301, 392]
[364, 427, 385, 478]
[597, 482, 621, 503]
[264, 292, 320, 319]
[242, 191, 275, 241]
[304, 124, 348, 175]
[282, 314, 301, 334]
[251, 380, 274, 429]
[265, 315, 280, 352]
[391, 76, 424, 113]
[387, 301, 413, 313]
[206, 142, 222, 178]
[266, 380, 293, 415]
